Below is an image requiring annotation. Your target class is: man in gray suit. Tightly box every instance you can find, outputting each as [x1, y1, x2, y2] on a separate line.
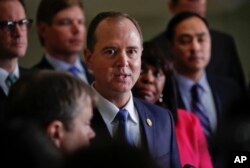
[151, 0, 246, 89]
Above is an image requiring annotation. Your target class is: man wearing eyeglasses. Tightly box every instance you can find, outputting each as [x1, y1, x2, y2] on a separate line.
[33, 0, 93, 85]
[0, 0, 32, 121]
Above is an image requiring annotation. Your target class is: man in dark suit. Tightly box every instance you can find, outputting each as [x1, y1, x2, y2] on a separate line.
[0, 0, 32, 122]
[151, 0, 246, 89]
[166, 12, 242, 167]
[84, 11, 181, 168]
[33, 0, 93, 84]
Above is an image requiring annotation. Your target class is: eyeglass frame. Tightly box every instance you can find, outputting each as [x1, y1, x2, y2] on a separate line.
[0, 18, 33, 32]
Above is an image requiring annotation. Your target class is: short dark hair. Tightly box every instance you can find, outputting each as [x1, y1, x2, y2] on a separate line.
[36, 0, 84, 46]
[169, 0, 179, 5]
[6, 70, 96, 131]
[86, 11, 143, 52]
[166, 11, 209, 43]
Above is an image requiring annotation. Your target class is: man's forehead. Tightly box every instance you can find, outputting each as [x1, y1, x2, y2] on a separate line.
[177, 17, 207, 29]
[173, 19, 208, 38]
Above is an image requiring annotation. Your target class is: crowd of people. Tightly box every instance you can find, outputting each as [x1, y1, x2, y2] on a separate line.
[0, 0, 249, 168]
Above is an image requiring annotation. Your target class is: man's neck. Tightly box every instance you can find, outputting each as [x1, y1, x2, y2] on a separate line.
[176, 69, 204, 82]
[46, 50, 79, 64]
[0, 58, 18, 73]
[94, 83, 131, 108]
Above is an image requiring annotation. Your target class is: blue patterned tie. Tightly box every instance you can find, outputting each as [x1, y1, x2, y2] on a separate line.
[191, 84, 211, 136]
[5, 73, 17, 88]
[68, 66, 80, 77]
[115, 109, 132, 145]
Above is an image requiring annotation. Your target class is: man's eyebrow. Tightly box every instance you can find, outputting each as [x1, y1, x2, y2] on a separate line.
[196, 32, 209, 37]
[127, 46, 139, 49]
[101, 46, 117, 51]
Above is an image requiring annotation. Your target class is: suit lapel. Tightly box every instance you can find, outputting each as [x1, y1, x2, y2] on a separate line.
[91, 108, 113, 145]
[19, 67, 30, 77]
[80, 60, 94, 84]
[134, 98, 154, 155]
[175, 80, 186, 109]
[207, 75, 222, 120]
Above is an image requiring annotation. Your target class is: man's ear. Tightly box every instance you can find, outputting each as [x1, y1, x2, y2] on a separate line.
[37, 22, 48, 40]
[84, 48, 93, 69]
[46, 120, 65, 149]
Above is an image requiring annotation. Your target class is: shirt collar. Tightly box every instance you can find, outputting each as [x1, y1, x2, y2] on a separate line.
[45, 53, 84, 72]
[198, 73, 209, 93]
[0, 65, 19, 95]
[91, 83, 138, 125]
[174, 70, 209, 93]
[0, 65, 19, 80]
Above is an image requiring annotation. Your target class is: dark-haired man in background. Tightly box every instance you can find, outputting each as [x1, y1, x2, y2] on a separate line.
[151, 0, 246, 89]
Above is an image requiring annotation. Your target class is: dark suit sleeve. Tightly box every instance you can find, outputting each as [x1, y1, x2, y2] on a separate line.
[165, 108, 182, 168]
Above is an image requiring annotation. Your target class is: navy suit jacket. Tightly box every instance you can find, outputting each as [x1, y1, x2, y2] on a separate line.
[33, 56, 94, 84]
[150, 28, 246, 89]
[91, 97, 181, 168]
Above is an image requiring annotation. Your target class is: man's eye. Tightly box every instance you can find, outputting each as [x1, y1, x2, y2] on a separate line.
[127, 48, 139, 59]
[55, 19, 72, 26]
[77, 19, 85, 25]
[7, 22, 15, 27]
[127, 49, 137, 54]
[179, 36, 192, 44]
[104, 48, 117, 56]
[198, 37, 206, 43]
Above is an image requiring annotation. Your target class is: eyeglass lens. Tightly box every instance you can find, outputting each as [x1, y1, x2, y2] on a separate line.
[0, 18, 33, 31]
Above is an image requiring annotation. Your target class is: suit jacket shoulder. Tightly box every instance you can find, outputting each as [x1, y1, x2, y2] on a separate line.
[207, 74, 244, 117]
[32, 56, 54, 70]
[208, 29, 245, 88]
[32, 56, 94, 84]
[133, 98, 181, 168]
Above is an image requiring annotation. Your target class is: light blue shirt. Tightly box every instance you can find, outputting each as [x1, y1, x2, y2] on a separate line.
[91, 83, 141, 147]
[174, 71, 217, 132]
[0, 65, 19, 95]
[45, 54, 89, 84]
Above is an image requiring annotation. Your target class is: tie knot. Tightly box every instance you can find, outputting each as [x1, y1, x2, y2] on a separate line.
[116, 109, 129, 122]
[68, 66, 80, 76]
[5, 73, 17, 87]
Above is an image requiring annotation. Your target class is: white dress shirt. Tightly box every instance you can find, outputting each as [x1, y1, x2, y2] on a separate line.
[0, 65, 19, 95]
[91, 83, 142, 147]
[45, 54, 89, 84]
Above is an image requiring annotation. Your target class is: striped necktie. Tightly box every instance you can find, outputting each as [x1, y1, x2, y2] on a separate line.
[191, 84, 212, 136]
[5, 73, 17, 88]
[68, 66, 81, 77]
